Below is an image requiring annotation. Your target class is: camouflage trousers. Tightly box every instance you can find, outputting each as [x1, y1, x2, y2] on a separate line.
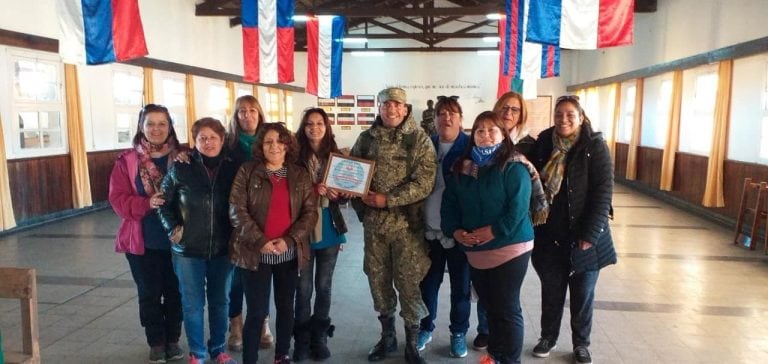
[363, 211, 431, 326]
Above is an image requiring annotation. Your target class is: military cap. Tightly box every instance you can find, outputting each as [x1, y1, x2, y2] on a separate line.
[378, 87, 407, 104]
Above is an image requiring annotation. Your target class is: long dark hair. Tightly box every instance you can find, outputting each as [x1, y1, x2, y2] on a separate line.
[132, 103, 180, 148]
[452, 111, 515, 175]
[252, 122, 299, 165]
[296, 108, 340, 164]
[555, 95, 593, 126]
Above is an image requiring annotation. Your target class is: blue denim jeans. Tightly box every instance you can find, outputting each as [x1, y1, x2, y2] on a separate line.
[126, 249, 183, 347]
[172, 254, 234, 359]
[476, 302, 489, 335]
[419, 238, 471, 334]
[470, 252, 530, 364]
[296, 245, 340, 323]
[241, 259, 298, 363]
[532, 246, 599, 348]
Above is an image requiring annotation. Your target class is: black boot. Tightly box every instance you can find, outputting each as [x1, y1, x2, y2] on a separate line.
[292, 320, 311, 362]
[310, 316, 334, 361]
[404, 325, 427, 364]
[367, 315, 397, 361]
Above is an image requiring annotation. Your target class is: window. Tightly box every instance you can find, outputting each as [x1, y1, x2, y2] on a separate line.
[267, 88, 281, 123]
[154, 71, 188, 143]
[112, 66, 143, 146]
[582, 87, 600, 131]
[6, 51, 67, 158]
[760, 61, 768, 160]
[284, 91, 294, 128]
[728, 55, 768, 164]
[193, 76, 228, 127]
[616, 81, 636, 143]
[640, 74, 673, 148]
[679, 66, 717, 155]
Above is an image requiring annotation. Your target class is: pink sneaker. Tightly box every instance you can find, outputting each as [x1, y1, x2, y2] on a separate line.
[213, 352, 237, 364]
[187, 353, 203, 364]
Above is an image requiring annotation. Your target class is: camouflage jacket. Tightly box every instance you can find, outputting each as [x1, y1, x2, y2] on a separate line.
[350, 114, 437, 221]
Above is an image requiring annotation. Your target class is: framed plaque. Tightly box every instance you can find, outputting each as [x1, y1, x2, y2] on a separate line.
[321, 152, 375, 197]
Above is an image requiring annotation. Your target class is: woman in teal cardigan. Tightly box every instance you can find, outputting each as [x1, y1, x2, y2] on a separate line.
[441, 111, 544, 364]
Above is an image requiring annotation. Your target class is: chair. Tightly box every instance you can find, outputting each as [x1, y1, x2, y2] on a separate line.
[733, 178, 768, 252]
[0, 267, 40, 364]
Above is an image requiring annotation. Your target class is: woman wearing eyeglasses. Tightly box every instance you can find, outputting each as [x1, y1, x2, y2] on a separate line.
[108, 104, 184, 363]
[527, 96, 617, 364]
[229, 122, 318, 364]
[493, 91, 535, 155]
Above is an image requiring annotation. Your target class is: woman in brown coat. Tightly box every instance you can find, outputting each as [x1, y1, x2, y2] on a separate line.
[229, 122, 318, 364]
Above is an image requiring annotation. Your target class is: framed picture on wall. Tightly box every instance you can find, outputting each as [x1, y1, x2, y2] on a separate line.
[357, 113, 376, 125]
[337, 113, 355, 125]
[328, 113, 336, 125]
[526, 96, 553, 137]
[337, 95, 356, 108]
[356, 95, 376, 107]
[318, 97, 336, 107]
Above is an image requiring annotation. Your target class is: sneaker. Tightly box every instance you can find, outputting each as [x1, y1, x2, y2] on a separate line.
[473, 333, 489, 350]
[479, 354, 499, 364]
[187, 353, 202, 364]
[415, 330, 432, 351]
[274, 354, 291, 364]
[165, 343, 184, 361]
[213, 352, 237, 364]
[449, 332, 468, 358]
[574, 346, 592, 364]
[532, 338, 557, 358]
[149, 346, 167, 363]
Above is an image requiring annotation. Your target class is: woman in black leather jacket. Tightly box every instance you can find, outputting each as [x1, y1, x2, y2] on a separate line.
[526, 96, 617, 364]
[158, 117, 240, 364]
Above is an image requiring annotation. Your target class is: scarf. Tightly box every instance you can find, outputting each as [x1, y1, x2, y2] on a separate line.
[457, 152, 549, 226]
[238, 133, 257, 161]
[307, 154, 328, 243]
[135, 136, 177, 196]
[541, 131, 579, 204]
[471, 143, 501, 167]
[509, 126, 530, 144]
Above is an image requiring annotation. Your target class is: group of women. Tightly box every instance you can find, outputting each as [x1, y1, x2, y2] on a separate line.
[109, 97, 347, 364]
[109, 90, 616, 364]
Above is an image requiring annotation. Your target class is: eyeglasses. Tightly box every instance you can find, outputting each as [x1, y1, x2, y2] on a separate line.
[499, 106, 521, 114]
[437, 95, 459, 101]
[556, 95, 580, 103]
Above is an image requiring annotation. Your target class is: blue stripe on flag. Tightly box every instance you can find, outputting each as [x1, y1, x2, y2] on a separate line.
[502, 0, 512, 76]
[329, 16, 345, 98]
[81, 0, 115, 64]
[513, 0, 524, 77]
[526, 0, 561, 46]
[276, 0, 294, 28]
[241, 0, 257, 27]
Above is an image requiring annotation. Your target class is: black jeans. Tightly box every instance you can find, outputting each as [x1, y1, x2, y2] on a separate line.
[241, 260, 299, 363]
[229, 267, 244, 318]
[532, 246, 599, 348]
[296, 245, 340, 323]
[125, 249, 183, 347]
[470, 252, 530, 364]
[419, 238, 471, 334]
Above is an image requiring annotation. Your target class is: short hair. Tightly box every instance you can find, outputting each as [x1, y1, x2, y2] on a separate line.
[132, 103, 180, 148]
[434, 97, 463, 116]
[492, 91, 528, 130]
[252, 122, 299, 165]
[227, 95, 267, 148]
[296, 108, 340, 162]
[191, 117, 226, 140]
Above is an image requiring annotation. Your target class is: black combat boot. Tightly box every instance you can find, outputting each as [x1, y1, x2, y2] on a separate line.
[367, 315, 397, 361]
[309, 315, 334, 361]
[292, 320, 311, 362]
[404, 324, 427, 364]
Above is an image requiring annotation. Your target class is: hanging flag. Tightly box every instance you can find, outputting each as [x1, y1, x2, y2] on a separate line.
[306, 16, 345, 98]
[526, 0, 634, 49]
[59, 0, 148, 65]
[242, 0, 295, 83]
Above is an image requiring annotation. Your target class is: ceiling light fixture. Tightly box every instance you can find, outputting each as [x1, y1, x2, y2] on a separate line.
[292, 15, 310, 22]
[485, 13, 503, 20]
[482, 36, 501, 43]
[342, 38, 369, 44]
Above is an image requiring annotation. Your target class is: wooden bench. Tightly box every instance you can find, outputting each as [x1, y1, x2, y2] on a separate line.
[0, 267, 40, 364]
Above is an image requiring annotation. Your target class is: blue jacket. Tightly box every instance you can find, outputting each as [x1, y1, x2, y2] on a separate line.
[431, 132, 470, 179]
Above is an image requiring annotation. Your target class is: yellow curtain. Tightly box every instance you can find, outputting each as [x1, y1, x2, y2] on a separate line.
[225, 81, 235, 119]
[607, 83, 622, 161]
[625, 79, 644, 180]
[185, 74, 196, 147]
[143, 67, 154, 105]
[64, 64, 93, 208]
[252, 84, 258, 97]
[702, 60, 733, 207]
[660, 70, 683, 191]
[0, 114, 16, 230]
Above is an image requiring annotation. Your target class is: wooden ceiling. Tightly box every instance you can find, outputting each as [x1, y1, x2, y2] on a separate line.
[195, 0, 657, 52]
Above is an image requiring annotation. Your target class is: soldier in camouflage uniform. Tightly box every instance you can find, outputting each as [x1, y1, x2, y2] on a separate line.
[350, 87, 436, 364]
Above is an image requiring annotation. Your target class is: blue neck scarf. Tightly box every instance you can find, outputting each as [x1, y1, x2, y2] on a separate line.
[471, 144, 501, 167]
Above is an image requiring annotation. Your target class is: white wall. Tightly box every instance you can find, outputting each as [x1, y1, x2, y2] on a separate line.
[567, 0, 768, 85]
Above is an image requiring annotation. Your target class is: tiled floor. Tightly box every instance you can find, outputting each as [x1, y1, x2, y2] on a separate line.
[2, 184, 768, 363]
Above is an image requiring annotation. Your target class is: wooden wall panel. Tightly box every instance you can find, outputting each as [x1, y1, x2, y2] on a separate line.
[7, 155, 73, 222]
[720, 160, 768, 219]
[670, 152, 709, 205]
[636, 146, 663, 188]
[614, 143, 629, 179]
[87, 150, 127, 203]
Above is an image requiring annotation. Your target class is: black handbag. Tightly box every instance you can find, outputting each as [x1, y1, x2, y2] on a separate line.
[570, 244, 599, 274]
